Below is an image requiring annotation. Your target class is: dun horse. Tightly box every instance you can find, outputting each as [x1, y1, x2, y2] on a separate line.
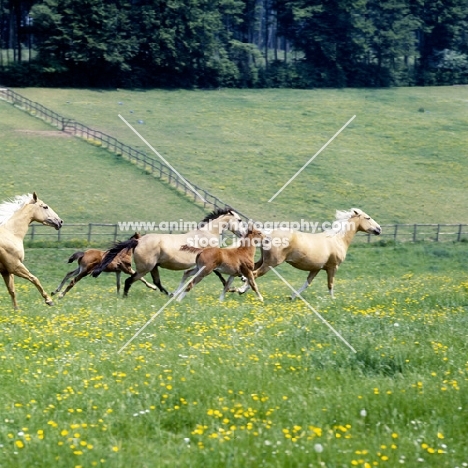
[92, 208, 246, 297]
[237, 208, 381, 298]
[0, 193, 63, 308]
[176, 228, 265, 302]
[52, 234, 155, 298]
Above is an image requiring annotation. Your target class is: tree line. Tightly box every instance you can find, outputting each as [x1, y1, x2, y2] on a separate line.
[1, 0, 468, 88]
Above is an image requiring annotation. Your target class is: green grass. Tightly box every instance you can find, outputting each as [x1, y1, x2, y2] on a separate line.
[1, 87, 467, 467]
[0, 242, 467, 467]
[11, 86, 468, 225]
[0, 99, 207, 225]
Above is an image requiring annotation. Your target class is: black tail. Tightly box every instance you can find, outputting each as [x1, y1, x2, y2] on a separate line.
[254, 242, 265, 270]
[68, 251, 85, 264]
[92, 238, 139, 277]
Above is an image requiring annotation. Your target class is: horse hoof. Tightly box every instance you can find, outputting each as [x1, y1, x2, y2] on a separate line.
[46, 300, 54, 306]
[51, 291, 56, 296]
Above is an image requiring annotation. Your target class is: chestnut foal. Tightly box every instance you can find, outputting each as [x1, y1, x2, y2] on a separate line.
[176, 228, 265, 302]
[52, 234, 156, 298]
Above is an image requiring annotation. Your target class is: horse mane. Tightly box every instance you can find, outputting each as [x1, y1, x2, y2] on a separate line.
[199, 207, 235, 224]
[0, 194, 33, 226]
[325, 208, 362, 237]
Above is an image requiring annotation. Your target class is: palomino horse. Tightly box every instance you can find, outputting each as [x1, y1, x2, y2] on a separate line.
[0, 193, 63, 308]
[238, 208, 381, 298]
[92, 208, 246, 297]
[52, 233, 155, 298]
[176, 227, 265, 302]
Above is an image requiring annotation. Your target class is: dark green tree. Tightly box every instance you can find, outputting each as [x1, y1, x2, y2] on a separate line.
[366, 0, 418, 85]
[275, 0, 372, 86]
[31, 0, 137, 84]
[409, 0, 468, 83]
[129, 0, 245, 87]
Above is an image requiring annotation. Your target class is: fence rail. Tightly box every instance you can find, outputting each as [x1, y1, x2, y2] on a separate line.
[24, 222, 468, 245]
[0, 87, 248, 219]
[2, 87, 467, 247]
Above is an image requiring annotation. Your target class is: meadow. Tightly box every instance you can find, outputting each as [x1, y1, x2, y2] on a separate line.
[0, 99, 206, 224]
[0, 86, 467, 467]
[12, 86, 468, 224]
[0, 242, 467, 467]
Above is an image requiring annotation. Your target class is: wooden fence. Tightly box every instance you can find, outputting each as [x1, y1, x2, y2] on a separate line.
[2, 87, 467, 247]
[0, 87, 248, 219]
[25, 222, 468, 245]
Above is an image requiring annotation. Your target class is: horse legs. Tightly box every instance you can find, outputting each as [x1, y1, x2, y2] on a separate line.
[150, 266, 169, 295]
[119, 264, 157, 291]
[290, 270, 320, 300]
[123, 272, 140, 297]
[213, 270, 227, 287]
[51, 267, 80, 296]
[116, 271, 121, 294]
[242, 268, 263, 303]
[12, 263, 54, 306]
[2, 272, 18, 309]
[219, 275, 235, 302]
[59, 270, 89, 298]
[172, 266, 198, 297]
[326, 267, 337, 298]
[176, 266, 209, 302]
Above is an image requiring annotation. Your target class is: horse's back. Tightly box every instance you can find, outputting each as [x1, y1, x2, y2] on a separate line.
[263, 229, 340, 271]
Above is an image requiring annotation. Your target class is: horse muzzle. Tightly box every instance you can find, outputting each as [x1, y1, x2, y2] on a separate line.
[44, 218, 64, 230]
[373, 227, 382, 235]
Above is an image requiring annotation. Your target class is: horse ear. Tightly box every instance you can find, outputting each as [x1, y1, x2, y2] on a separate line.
[32, 192, 38, 202]
[352, 209, 360, 216]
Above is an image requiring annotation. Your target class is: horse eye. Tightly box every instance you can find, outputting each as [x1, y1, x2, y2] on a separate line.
[43, 205, 49, 210]
[365, 217, 371, 220]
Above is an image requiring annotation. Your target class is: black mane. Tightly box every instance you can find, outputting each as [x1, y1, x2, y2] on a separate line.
[199, 207, 234, 224]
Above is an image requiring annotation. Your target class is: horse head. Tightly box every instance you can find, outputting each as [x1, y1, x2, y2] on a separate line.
[200, 207, 247, 237]
[224, 209, 247, 237]
[351, 208, 381, 235]
[30, 192, 63, 230]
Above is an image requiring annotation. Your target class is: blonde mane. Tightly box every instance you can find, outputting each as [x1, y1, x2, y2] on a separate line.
[325, 208, 361, 237]
[0, 194, 32, 226]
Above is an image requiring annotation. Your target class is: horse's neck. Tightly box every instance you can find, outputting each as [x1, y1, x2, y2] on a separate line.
[338, 221, 359, 249]
[236, 241, 256, 256]
[200, 220, 222, 235]
[4, 206, 34, 239]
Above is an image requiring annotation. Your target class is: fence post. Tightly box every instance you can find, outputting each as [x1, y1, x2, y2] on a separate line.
[435, 224, 440, 242]
[114, 224, 118, 243]
[457, 224, 463, 242]
[393, 224, 398, 243]
[413, 224, 417, 242]
[88, 224, 92, 243]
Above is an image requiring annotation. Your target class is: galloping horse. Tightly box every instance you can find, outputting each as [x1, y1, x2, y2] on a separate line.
[93, 208, 246, 297]
[0, 193, 63, 308]
[177, 227, 265, 302]
[238, 208, 381, 298]
[52, 233, 155, 298]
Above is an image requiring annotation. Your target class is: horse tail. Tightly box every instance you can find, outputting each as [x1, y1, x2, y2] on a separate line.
[254, 243, 264, 270]
[180, 244, 203, 254]
[68, 251, 85, 264]
[92, 238, 139, 277]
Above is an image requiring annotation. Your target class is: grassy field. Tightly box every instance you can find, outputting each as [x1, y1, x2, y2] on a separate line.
[12, 86, 468, 225]
[0, 242, 467, 467]
[0, 99, 207, 225]
[0, 87, 467, 467]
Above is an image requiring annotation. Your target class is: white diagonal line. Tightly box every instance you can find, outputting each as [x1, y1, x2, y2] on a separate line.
[268, 267, 356, 353]
[118, 114, 208, 204]
[117, 266, 205, 354]
[268, 115, 356, 202]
